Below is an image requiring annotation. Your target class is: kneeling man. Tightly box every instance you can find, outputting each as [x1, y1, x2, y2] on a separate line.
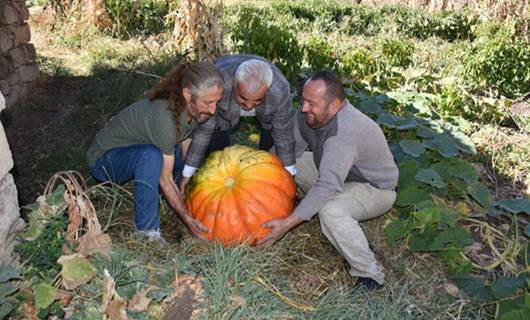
[258, 70, 399, 290]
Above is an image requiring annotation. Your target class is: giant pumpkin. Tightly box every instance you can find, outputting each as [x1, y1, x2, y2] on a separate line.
[186, 145, 296, 246]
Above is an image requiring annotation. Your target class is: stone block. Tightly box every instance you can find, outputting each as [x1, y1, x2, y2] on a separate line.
[9, 46, 26, 67]
[7, 72, 20, 85]
[1, 4, 20, 25]
[19, 63, 39, 82]
[0, 121, 13, 178]
[0, 54, 13, 78]
[0, 30, 14, 53]
[13, 1, 30, 21]
[14, 23, 31, 46]
[0, 90, 5, 112]
[22, 43, 36, 62]
[0, 174, 25, 266]
[5, 85, 25, 106]
[0, 81, 8, 98]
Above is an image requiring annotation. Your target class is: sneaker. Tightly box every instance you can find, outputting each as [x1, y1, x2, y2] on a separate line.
[354, 277, 383, 291]
[133, 229, 168, 246]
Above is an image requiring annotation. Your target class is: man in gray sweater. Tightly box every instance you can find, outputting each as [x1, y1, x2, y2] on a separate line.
[257, 70, 398, 290]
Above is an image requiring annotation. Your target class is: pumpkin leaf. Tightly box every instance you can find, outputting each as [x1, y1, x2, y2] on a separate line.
[434, 133, 459, 158]
[494, 199, 530, 215]
[33, 283, 57, 310]
[396, 185, 432, 207]
[447, 160, 478, 184]
[451, 273, 494, 301]
[58, 254, 97, 290]
[429, 226, 472, 250]
[399, 140, 425, 157]
[415, 168, 446, 188]
[385, 219, 412, 243]
[416, 125, 437, 138]
[492, 277, 520, 300]
[0, 265, 20, 283]
[467, 182, 491, 208]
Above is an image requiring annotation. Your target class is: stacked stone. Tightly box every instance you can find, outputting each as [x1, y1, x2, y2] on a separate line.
[0, 90, 25, 265]
[0, 0, 39, 108]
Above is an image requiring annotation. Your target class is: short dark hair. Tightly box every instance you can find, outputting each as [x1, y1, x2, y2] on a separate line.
[308, 70, 345, 102]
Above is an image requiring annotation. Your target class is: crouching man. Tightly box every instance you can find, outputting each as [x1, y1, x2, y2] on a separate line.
[258, 70, 399, 290]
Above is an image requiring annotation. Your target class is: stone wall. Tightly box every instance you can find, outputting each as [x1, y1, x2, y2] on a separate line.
[0, 90, 25, 265]
[0, 0, 39, 108]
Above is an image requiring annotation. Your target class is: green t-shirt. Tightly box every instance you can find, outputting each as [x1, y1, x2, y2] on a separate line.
[87, 99, 195, 166]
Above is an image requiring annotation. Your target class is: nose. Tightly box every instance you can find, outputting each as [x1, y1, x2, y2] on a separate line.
[208, 103, 216, 115]
[301, 101, 309, 112]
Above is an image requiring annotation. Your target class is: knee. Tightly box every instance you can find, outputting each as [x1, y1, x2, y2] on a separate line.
[137, 145, 164, 174]
[319, 206, 351, 226]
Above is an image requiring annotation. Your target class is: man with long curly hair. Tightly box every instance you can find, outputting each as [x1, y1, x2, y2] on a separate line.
[87, 62, 223, 241]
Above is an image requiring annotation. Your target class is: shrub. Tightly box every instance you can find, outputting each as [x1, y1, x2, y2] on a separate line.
[229, 6, 304, 82]
[379, 38, 414, 68]
[305, 36, 339, 72]
[463, 23, 530, 98]
[103, 0, 171, 37]
[340, 48, 380, 78]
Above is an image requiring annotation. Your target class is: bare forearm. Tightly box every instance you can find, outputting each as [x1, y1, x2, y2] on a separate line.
[159, 176, 188, 216]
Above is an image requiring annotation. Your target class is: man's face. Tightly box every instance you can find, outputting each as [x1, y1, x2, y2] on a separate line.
[234, 82, 268, 111]
[186, 85, 223, 123]
[301, 79, 338, 128]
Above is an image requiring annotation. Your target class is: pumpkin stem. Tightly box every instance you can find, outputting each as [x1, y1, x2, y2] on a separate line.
[224, 176, 235, 188]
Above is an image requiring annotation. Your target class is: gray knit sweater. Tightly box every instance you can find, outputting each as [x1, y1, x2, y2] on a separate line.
[293, 100, 399, 221]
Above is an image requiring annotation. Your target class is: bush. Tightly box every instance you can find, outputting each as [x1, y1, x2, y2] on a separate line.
[305, 36, 339, 72]
[340, 48, 380, 78]
[104, 0, 171, 37]
[378, 38, 414, 68]
[463, 23, 530, 98]
[229, 6, 304, 82]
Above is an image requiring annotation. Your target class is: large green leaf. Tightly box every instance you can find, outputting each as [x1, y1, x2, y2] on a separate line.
[415, 168, 446, 188]
[430, 226, 473, 250]
[409, 227, 437, 251]
[398, 161, 421, 188]
[447, 159, 478, 184]
[385, 219, 412, 243]
[492, 277, 520, 300]
[416, 125, 437, 138]
[33, 283, 57, 309]
[0, 265, 20, 283]
[399, 140, 425, 157]
[495, 199, 530, 215]
[434, 133, 459, 158]
[396, 185, 432, 207]
[451, 273, 494, 301]
[467, 182, 491, 208]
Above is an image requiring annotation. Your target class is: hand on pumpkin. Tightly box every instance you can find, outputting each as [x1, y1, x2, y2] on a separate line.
[180, 211, 208, 240]
[256, 214, 303, 246]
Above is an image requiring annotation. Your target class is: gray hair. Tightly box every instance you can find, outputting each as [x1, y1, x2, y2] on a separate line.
[234, 59, 273, 93]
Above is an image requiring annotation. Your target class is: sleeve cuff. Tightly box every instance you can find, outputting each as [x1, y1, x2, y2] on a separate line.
[285, 165, 297, 175]
[182, 165, 198, 178]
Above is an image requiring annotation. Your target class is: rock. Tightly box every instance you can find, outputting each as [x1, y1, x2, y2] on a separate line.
[21, 43, 36, 62]
[18, 63, 39, 82]
[0, 174, 25, 266]
[0, 55, 13, 78]
[14, 23, 30, 46]
[0, 30, 14, 53]
[0, 120, 13, 178]
[1, 4, 20, 25]
[8, 46, 27, 67]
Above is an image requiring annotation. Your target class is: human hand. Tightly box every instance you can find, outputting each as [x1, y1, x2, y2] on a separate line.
[180, 212, 208, 240]
[256, 215, 303, 247]
[179, 176, 190, 194]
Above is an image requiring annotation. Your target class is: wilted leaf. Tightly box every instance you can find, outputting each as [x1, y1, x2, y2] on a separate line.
[58, 254, 97, 290]
[21, 301, 39, 320]
[102, 269, 128, 320]
[77, 229, 112, 259]
[128, 285, 154, 312]
[164, 274, 205, 320]
[399, 140, 425, 157]
[33, 283, 57, 310]
[415, 168, 446, 188]
[444, 283, 460, 297]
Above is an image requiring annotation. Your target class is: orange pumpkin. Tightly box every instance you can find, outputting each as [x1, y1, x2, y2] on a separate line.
[186, 145, 296, 246]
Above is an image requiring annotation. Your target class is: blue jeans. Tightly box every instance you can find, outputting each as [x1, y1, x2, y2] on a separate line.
[89, 144, 185, 231]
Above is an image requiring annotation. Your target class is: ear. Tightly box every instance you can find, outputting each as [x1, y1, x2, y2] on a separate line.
[329, 98, 342, 114]
[182, 87, 192, 104]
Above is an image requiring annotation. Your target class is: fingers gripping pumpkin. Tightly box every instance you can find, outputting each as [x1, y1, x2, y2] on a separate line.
[186, 145, 296, 246]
